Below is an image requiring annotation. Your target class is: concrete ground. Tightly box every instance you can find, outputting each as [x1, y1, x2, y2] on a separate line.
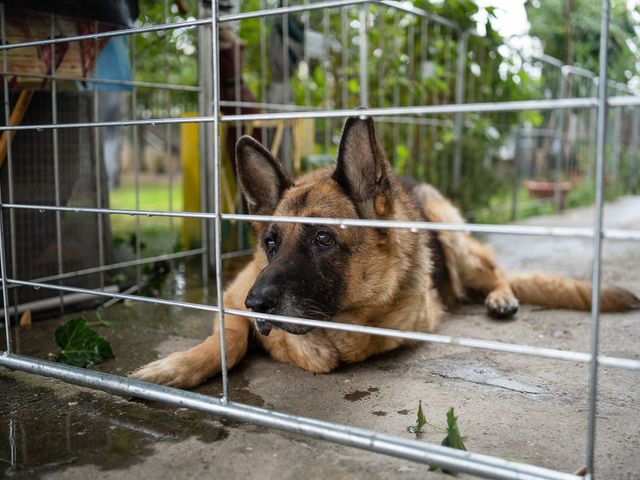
[2, 197, 639, 479]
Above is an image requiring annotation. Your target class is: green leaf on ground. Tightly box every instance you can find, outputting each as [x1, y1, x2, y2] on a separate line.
[408, 400, 427, 434]
[429, 407, 467, 475]
[54, 317, 115, 368]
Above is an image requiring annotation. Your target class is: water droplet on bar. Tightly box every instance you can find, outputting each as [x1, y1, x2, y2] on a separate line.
[410, 227, 418, 233]
[339, 223, 347, 230]
[36, 128, 43, 133]
[34, 286, 40, 290]
[38, 209, 44, 213]
[151, 122, 156, 127]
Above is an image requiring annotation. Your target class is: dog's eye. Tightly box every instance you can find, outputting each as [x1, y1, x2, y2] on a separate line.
[315, 230, 334, 247]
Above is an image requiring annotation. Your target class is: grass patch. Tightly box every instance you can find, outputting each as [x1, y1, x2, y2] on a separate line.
[109, 183, 185, 255]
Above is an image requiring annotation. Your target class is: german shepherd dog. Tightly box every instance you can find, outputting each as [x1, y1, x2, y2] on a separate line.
[131, 117, 639, 388]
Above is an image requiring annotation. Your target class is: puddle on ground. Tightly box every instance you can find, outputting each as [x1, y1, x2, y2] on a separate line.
[0, 374, 229, 478]
[344, 386, 379, 402]
[0, 257, 277, 477]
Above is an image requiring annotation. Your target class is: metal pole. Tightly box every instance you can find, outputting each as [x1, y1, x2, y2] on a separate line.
[50, 14, 65, 313]
[358, 4, 369, 108]
[586, 0, 610, 476]
[452, 29, 468, 191]
[92, 21, 105, 290]
[0, 3, 11, 350]
[554, 69, 568, 211]
[0, 3, 19, 325]
[210, 0, 230, 402]
[0, 352, 583, 480]
[198, 0, 213, 287]
[131, 32, 141, 285]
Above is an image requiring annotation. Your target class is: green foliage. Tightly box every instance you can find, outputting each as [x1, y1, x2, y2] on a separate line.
[407, 402, 467, 475]
[135, 0, 200, 115]
[54, 317, 115, 368]
[526, 0, 640, 83]
[408, 400, 428, 434]
[428, 408, 467, 475]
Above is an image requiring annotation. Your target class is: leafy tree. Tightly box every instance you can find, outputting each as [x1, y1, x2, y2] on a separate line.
[526, 0, 640, 84]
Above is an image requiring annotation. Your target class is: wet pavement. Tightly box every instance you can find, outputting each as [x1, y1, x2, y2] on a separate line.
[2, 197, 640, 479]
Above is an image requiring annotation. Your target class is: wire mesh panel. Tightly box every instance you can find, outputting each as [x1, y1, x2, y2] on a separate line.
[1, 1, 639, 479]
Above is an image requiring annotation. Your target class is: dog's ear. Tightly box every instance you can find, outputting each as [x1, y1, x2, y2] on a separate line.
[332, 117, 392, 214]
[236, 136, 293, 215]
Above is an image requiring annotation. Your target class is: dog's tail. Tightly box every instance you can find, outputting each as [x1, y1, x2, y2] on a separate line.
[508, 273, 639, 312]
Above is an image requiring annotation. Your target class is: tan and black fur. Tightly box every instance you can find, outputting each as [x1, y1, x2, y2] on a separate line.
[131, 117, 639, 388]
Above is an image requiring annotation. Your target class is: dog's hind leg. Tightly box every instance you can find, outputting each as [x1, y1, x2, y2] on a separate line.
[412, 184, 518, 319]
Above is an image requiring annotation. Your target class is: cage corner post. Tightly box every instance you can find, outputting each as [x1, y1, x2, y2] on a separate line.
[198, 0, 214, 287]
[211, 0, 229, 402]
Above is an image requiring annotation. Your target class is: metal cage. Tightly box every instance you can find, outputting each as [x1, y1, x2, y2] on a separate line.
[1, 1, 639, 479]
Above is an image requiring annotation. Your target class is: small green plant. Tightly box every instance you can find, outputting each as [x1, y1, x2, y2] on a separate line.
[429, 408, 467, 475]
[408, 402, 467, 476]
[54, 317, 115, 368]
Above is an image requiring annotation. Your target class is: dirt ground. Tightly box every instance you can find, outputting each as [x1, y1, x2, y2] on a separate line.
[2, 196, 639, 479]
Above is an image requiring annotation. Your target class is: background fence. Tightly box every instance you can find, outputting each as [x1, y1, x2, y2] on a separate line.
[1, 1, 640, 479]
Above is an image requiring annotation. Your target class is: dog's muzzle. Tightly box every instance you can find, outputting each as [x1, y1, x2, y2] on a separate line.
[253, 318, 314, 336]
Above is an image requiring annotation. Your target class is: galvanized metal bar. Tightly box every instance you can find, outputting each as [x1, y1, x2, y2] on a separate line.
[0, 353, 581, 480]
[197, 0, 213, 288]
[7, 248, 205, 287]
[3, 277, 640, 372]
[4, 203, 640, 240]
[164, 0, 175, 245]
[49, 14, 65, 313]
[586, 1, 610, 476]
[607, 95, 640, 106]
[92, 22, 105, 290]
[0, 2, 19, 325]
[0, 18, 213, 51]
[0, 3, 15, 352]
[554, 69, 568, 211]
[210, 0, 230, 402]
[219, 0, 370, 23]
[4, 278, 221, 313]
[131, 35, 142, 285]
[0, 70, 201, 92]
[9, 98, 640, 132]
[0, 187, 11, 352]
[452, 29, 468, 190]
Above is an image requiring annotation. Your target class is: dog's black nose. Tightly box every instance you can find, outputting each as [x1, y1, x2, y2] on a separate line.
[245, 285, 279, 313]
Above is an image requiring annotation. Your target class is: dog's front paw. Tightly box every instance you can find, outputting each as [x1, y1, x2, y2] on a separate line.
[485, 290, 519, 319]
[129, 352, 209, 389]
